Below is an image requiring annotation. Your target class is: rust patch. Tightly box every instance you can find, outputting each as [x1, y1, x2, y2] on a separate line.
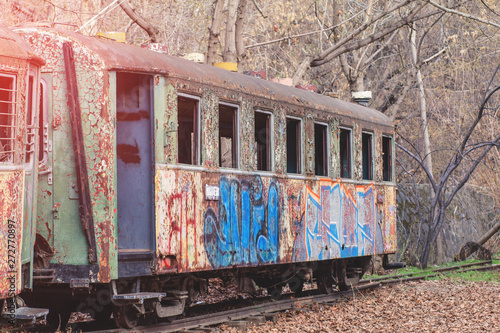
[116, 110, 150, 121]
[117, 141, 140, 164]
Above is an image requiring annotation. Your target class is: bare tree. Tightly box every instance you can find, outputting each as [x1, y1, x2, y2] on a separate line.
[397, 64, 500, 268]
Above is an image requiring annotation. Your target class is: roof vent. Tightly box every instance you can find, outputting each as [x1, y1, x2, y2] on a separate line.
[352, 91, 372, 106]
[141, 43, 169, 54]
[96, 31, 126, 43]
[214, 62, 238, 72]
[182, 53, 205, 63]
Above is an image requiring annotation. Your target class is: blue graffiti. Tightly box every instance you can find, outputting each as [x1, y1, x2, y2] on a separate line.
[204, 176, 279, 268]
[300, 182, 379, 261]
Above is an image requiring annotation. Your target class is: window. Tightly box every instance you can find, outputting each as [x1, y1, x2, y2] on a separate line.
[255, 110, 272, 171]
[382, 136, 393, 181]
[286, 117, 301, 174]
[362, 132, 373, 180]
[25, 75, 36, 164]
[314, 122, 328, 176]
[340, 128, 352, 178]
[219, 103, 238, 168]
[0, 74, 16, 162]
[38, 79, 48, 166]
[178, 94, 200, 165]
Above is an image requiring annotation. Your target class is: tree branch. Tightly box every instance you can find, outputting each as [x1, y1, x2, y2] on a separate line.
[312, 0, 423, 66]
[311, 3, 438, 67]
[251, 0, 266, 19]
[427, 0, 500, 29]
[120, 0, 161, 42]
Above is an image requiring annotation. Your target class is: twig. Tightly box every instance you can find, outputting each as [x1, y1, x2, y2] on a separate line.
[427, 0, 500, 29]
[251, 0, 267, 19]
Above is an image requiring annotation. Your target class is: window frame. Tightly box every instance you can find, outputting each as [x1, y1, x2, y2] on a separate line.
[314, 121, 329, 177]
[339, 126, 353, 179]
[177, 92, 202, 166]
[254, 109, 274, 172]
[286, 116, 303, 174]
[362, 131, 374, 181]
[218, 101, 239, 169]
[382, 134, 394, 182]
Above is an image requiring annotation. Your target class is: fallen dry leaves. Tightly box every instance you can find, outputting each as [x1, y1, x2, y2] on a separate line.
[220, 279, 500, 333]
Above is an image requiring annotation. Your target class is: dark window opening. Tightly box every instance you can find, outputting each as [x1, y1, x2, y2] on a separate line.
[178, 96, 199, 165]
[25, 75, 35, 164]
[0, 75, 16, 162]
[340, 128, 352, 178]
[255, 111, 272, 171]
[219, 104, 238, 168]
[362, 132, 373, 180]
[286, 118, 301, 174]
[38, 80, 47, 165]
[314, 123, 328, 176]
[382, 136, 393, 181]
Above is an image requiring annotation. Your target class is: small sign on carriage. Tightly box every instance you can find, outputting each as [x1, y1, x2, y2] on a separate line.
[205, 184, 219, 201]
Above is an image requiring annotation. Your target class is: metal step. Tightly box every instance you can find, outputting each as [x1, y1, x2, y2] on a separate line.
[112, 292, 166, 305]
[2, 307, 49, 323]
[33, 268, 55, 275]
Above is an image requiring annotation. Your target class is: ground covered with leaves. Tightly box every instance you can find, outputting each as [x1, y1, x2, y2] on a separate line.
[220, 279, 500, 333]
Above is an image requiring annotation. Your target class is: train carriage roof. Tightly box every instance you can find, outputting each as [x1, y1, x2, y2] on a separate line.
[0, 25, 44, 65]
[18, 27, 392, 128]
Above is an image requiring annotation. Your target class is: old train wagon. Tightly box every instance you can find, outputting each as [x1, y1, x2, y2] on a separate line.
[0, 25, 47, 323]
[17, 27, 397, 327]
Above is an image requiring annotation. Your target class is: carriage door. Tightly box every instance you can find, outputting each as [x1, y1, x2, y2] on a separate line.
[116, 73, 154, 268]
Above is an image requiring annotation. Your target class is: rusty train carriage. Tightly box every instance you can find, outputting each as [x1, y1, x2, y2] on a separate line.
[16, 27, 398, 328]
[0, 25, 47, 323]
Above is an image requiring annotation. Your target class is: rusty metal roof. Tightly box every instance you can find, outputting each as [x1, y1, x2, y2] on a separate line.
[0, 25, 44, 65]
[17, 27, 392, 128]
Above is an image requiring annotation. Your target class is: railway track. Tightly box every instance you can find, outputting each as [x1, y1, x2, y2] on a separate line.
[6, 260, 499, 333]
[88, 260, 499, 333]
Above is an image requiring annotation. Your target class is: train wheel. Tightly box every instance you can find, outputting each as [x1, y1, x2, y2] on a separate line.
[317, 275, 335, 294]
[266, 283, 283, 300]
[288, 276, 304, 295]
[46, 308, 71, 330]
[93, 304, 113, 323]
[182, 276, 200, 305]
[113, 305, 139, 329]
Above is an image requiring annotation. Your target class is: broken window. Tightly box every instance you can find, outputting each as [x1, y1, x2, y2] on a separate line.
[178, 94, 200, 165]
[219, 103, 238, 168]
[362, 132, 373, 180]
[25, 75, 35, 164]
[382, 136, 393, 181]
[314, 122, 328, 176]
[0, 74, 16, 162]
[38, 79, 48, 166]
[255, 110, 272, 171]
[286, 117, 301, 174]
[340, 128, 352, 178]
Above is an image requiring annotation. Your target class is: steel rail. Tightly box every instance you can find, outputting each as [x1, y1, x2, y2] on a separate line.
[90, 283, 380, 333]
[360, 260, 492, 284]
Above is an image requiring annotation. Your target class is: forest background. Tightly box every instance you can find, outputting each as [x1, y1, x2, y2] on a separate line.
[2, 0, 500, 268]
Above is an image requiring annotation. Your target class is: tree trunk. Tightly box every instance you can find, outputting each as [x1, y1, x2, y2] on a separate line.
[410, 27, 443, 265]
[223, 0, 239, 63]
[120, 0, 161, 43]
[207, 0, 225, 66]
[235, 0, 248, 71]
[457, 219, 500, 259]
